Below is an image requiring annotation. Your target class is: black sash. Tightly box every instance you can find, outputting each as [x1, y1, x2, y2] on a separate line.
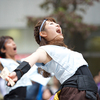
[58, 65, 98, 100]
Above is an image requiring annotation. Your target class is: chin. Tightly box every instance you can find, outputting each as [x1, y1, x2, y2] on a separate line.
[55, 36, 64, 41]
[14, 52, 17, 55]
[59, 35, 64, 40]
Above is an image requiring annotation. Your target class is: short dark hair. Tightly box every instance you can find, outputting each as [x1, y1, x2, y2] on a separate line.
[0, 36, 14, 58]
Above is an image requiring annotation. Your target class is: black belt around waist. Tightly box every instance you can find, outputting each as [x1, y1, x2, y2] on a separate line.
[58, 75, 98, 100]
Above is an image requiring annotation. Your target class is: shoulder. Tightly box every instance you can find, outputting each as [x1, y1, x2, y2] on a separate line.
[36, 47, 47, 56]
[39, 45, 66, 51]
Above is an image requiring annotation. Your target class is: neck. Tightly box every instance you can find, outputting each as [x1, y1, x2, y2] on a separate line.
[48, 38, 67, 47]
[6, 55, 16, 61]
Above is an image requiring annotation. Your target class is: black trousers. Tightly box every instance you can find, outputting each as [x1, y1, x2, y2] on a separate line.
[4, 87, 26, 100]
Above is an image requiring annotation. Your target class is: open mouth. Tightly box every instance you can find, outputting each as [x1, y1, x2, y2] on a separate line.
[56, 28, 61, 34]
[13, 47, 16, 51]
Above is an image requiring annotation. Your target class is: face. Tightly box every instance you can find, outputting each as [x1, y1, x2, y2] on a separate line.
[43, 21, 64, 41]
[3, 39, 17, 58]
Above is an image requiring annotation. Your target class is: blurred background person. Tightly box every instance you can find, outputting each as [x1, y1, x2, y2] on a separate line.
[0, 36, 51, 100]
[42, 76, 60, 100]
[42, 87, 53, 100]
[94, 70, 100, 96]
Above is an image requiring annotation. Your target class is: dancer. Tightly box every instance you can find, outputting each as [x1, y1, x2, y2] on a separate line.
[7, 17, 100, 100]
[0, 36, 50, 100]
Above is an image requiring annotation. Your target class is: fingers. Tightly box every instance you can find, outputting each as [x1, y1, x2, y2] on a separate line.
[9, 72, 18, 80]
[6, 72, 18, 86]
[8, 72, 16, 78]
[5, 76, 10, 81]
[7, 81, 11, 86]
[5, 77, 11, 86]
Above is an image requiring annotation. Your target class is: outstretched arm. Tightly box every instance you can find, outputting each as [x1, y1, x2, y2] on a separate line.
[7, 48, 52, 86]
[24, 48, 50, 66]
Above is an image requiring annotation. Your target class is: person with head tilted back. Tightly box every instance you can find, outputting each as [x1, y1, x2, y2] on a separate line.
[7, 17, 100, 100]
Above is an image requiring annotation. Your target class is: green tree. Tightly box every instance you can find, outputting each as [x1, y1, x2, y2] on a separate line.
[27, 0, 99, 52]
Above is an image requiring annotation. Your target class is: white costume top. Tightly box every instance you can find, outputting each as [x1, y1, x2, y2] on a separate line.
[0, 58, 50, 94]
[36, 45, 88, 84]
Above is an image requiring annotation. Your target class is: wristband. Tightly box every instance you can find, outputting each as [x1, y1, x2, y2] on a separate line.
[14, 61, 31, 80]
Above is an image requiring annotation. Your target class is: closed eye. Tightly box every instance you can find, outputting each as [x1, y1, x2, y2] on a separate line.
[50, 22, 54, 25]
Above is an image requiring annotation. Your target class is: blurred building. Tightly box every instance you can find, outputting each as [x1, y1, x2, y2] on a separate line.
[0, 0, 52, 56]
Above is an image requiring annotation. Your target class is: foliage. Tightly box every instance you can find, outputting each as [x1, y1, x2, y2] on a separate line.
[27, 0, 99, 51]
